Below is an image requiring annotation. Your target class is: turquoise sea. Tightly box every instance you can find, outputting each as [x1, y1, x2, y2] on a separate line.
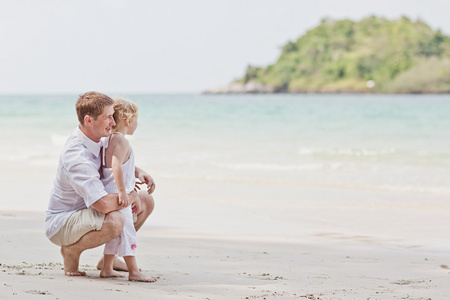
[2, 94, 450, 194]
[1, 93, 450, 243]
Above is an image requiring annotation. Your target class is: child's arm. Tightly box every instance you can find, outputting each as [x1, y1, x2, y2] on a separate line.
[135, 166, 156, 194]
[111, 139, 130, 208]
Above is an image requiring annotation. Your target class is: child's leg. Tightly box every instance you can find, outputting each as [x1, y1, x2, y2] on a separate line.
[100, 254, 125, 278]
[123, 256, 157, 282]
[117, 207, 156, 282]
[101, 227, 124, 278]
[118, 207, 137, 257]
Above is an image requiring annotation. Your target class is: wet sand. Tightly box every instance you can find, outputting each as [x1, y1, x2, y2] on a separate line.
[1, 210, 449, 300]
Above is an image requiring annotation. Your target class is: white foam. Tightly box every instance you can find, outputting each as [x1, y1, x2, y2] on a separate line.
[210, 162, 326, 171]
[298, 147, 396, 157]
[208, 161, 378, 172]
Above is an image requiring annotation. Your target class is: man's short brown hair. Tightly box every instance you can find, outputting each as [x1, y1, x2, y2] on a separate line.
[76, 91, 114, 125]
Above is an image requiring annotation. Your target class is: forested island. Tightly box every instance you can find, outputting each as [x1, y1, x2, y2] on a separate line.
[205, 16, 450, 94]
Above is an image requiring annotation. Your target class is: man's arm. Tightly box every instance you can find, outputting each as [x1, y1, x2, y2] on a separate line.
[91, 193, 120, 214]
[91, 191, 138, 214]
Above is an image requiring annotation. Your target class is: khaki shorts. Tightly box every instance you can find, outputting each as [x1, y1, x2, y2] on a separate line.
[50, 209, 105, 246]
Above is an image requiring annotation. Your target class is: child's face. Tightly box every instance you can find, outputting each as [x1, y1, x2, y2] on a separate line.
[127, 114, 138, 135]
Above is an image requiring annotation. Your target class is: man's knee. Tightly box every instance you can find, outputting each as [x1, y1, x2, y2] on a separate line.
[139, 192, 155, 215]
[103, 211, 125, 238]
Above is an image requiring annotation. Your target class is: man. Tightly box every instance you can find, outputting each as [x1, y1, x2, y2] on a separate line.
[45, 91, 155, 276]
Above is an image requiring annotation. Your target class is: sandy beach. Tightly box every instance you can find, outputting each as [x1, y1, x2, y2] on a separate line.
[1, 179, 450, 299]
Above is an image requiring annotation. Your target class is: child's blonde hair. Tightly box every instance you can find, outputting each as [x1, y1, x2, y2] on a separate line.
[112, 98, 139, 131]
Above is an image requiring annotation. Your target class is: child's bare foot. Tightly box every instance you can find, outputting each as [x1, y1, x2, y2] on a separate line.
[100, 269, 126, 278]
[60, 246, 86, 276]
[129, 271, 157, 282]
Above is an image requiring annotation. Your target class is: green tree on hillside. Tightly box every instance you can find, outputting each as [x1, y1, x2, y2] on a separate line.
[236, 16, 450, 93]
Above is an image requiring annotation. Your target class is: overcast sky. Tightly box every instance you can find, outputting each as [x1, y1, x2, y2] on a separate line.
[0, 0, 449, 94]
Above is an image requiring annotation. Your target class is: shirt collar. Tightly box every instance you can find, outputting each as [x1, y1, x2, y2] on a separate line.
[76, 126, 103, 158]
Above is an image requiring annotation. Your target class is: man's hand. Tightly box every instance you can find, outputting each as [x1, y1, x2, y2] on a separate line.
[128, 190, 141, 214]
[128, 190, 140, 213]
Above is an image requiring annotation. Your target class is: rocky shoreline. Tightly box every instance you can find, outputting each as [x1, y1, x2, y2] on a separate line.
[203, 80, 449, 94]
[203, 80, 371, 94]
[203, 80, 275, 94]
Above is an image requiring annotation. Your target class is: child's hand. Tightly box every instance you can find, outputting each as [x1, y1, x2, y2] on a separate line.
[134, 180, 155, 194]
[118, 192, 129, 208]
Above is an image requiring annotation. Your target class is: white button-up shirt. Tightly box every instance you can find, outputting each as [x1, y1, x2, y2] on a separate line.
[45, 127, 109, 239]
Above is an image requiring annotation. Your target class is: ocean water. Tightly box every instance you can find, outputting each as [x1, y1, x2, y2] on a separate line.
[1, 93, 450, 196]
[1, 93, 450, 243]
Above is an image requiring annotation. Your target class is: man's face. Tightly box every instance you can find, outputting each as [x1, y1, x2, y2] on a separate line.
[91, 105, 115, 140]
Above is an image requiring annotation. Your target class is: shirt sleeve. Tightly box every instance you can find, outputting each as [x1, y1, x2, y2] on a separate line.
[66, 161, 109, 208]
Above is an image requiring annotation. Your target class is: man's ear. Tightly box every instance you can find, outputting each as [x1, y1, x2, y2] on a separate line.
[84, 115, 92, 125]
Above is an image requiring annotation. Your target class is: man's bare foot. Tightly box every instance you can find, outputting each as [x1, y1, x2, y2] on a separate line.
[97, 257, 141, 271]
[129, 271, 157, 282]
[60, 246, 86, 276]
[97, 256, 128, 271]
[100, 269, 126, 278]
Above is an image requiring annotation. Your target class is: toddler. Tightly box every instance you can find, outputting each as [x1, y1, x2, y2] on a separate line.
[100, 98, 156, 282]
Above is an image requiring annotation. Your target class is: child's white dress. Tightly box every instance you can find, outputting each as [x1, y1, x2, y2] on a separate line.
[101, 134, 137, 257]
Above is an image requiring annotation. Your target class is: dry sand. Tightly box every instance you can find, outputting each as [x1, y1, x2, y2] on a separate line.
[1, 209, 449, 300]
